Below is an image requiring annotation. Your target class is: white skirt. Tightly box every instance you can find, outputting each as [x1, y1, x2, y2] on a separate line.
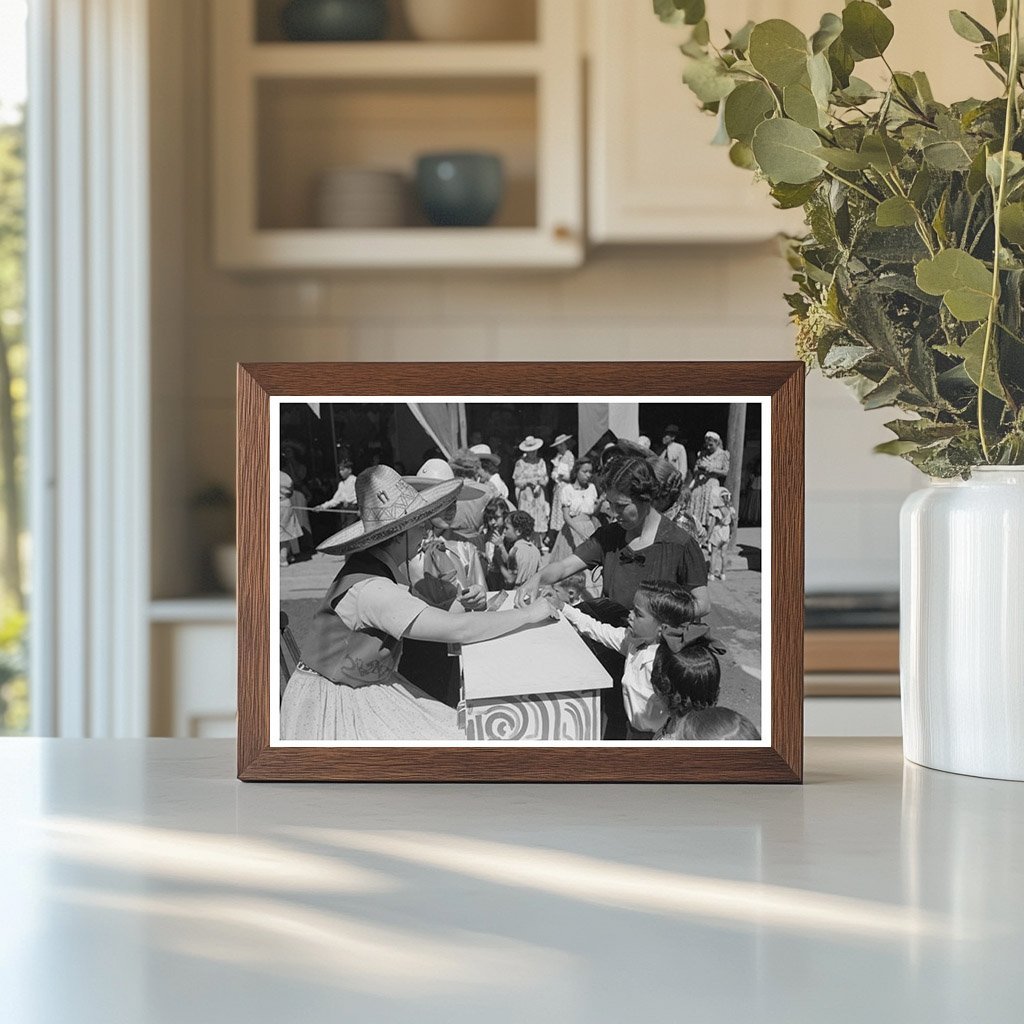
[280, 665, 462, 742]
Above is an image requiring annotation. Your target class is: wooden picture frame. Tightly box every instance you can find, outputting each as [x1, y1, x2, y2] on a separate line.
[237, 362, 804, 782]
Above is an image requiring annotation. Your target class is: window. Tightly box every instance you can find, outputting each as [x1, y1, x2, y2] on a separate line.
[0, 0, 27, 734]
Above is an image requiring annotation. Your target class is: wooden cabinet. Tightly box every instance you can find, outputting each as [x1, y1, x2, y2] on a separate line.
[587, 0, 808, 243]
[586, 0, 998, 244]
[212, 0, 583, 268]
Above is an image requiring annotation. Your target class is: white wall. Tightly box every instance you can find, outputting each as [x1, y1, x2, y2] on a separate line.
[153, 0, 921, 599]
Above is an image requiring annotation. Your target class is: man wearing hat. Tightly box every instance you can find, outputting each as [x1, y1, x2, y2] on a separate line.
[280, 465, 555, 741]
[661, 425, 688, 481]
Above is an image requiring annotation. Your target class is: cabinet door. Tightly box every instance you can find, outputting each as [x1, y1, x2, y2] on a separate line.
[587, 0, 809, 243]
[587, 0, 996, 244]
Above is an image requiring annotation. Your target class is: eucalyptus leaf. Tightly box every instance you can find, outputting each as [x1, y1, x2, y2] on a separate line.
[729, 140, 758, 169]
[810, 13, 843, 54]
[653, 0, 705, 26]
[827, 36, 856, 89]
[862, 374, 903, 409]
[876, 197, 918, 228]
[814, 146, 872, 170]
[1000, 203, 1024, 245]
[770, 180, 820, 209]
[752, 118, 828, 184]
[942, 325, 1006, 398]
[861, 133, 904, 173]
[784, 80, 824, 129]
[915, 249, 994, 322]
[948, 10, 994, 44]
[986, 150, 1024, 191]
[748, 20, 809, 87]
[724, 20, 755, 53]
[683, 57, 736, 104]
[874, 439, 922, 455]
[808, 52, 833, 110]
[723, 81, 775, 145]
[842, 1, 894, 59]
[923, 140, 973, 171]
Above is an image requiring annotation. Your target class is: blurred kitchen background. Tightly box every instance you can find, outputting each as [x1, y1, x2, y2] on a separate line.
[0, 0, 997, 739]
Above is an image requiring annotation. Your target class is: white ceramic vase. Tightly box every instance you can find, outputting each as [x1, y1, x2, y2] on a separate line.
[900, 467, 1024, 781]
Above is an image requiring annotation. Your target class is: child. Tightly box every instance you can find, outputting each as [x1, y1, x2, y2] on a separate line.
[315, 459, 357, 511]
[550, 570, 587, 608]
[497, 510, 543, 588]
[481, 497, 509, 591]
[650, 635, 723, 740]
[559, 580, 699, 738]
[708, 487, 735, 580]
[668, 705, 760, 741]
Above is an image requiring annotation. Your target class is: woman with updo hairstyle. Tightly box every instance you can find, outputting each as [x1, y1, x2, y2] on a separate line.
[517, 453, 709, 739]
[518, 453, 710, 620]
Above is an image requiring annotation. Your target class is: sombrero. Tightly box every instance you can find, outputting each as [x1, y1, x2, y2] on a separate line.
[408, 475, 486, 502]
[551, 433, 574, 448]
[317, 465, 461, 556]
[518, 436, 544, 452]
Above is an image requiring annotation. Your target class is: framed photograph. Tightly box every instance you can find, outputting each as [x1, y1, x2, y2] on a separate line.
[237, 362, 803, 782]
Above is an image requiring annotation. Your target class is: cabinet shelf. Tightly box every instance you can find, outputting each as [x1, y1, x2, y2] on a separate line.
[212, 0, 582, 269]
[249, 42, 544, 78]
[218, 226, 579, 270]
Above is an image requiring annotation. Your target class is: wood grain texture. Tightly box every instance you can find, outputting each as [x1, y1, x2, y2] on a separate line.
[236, 361, 805, 783]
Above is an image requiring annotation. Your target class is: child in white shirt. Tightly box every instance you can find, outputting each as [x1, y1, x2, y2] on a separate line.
[559, 580, 700, 738]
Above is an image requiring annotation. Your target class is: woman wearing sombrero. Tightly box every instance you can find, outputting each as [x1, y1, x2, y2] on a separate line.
[280, 465, 556, 741]
[512, 435, 550, 535]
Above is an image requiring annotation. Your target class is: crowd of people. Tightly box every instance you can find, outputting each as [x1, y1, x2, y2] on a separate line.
[279, 425, 760, 744]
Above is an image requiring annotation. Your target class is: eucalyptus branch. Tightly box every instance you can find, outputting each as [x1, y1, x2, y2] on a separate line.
[978, 0, 1021, 462]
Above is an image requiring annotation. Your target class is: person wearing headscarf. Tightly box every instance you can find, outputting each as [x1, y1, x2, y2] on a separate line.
[689, 431, 731, 539]
[279, 466, 556, 741]
[512, 435, 550, 534]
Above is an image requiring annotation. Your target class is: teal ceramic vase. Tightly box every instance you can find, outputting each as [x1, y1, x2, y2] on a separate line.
[281, 0, 388, 41]
[415, 153, 505, 227]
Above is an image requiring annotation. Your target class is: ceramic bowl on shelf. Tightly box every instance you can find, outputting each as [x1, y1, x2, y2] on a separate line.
[414, 152, 504, 227]
[315, 167, 408, 229]
[280, 0, 389, 42]
[403, 0, 534, 42]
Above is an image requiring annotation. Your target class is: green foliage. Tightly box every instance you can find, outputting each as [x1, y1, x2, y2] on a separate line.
[661, 0, 1024, 476]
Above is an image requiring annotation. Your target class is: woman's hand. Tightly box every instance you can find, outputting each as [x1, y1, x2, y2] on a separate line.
[514, 573, 543, 608]
[457, 583, 488, 612]
[526, 597, 557, 623]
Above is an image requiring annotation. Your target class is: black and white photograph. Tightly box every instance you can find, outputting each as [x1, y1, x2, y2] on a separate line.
[271, 396, 768, 746]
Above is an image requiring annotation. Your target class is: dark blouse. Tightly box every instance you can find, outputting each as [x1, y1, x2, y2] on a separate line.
[574, 516, 708, 610]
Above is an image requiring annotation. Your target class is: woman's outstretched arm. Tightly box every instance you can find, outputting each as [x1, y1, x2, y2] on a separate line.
[406, 598, 556, 645]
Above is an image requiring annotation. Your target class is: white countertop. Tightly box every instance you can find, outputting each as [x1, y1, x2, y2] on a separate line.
[1, 738, 1020, 1023]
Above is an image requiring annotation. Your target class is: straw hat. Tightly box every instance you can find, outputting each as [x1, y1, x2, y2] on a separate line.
[518, 436, 543, 453]
[416, 458, 454, 480]
[551, 433, 573, 448]
[470, 442, 500, 468]
[317, 465, 461, 556]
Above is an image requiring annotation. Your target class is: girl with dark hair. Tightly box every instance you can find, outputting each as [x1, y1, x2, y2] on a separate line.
[650, 635, 722, 739]
[668, 705, 760, 741]
[557, 580, 700, 738]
